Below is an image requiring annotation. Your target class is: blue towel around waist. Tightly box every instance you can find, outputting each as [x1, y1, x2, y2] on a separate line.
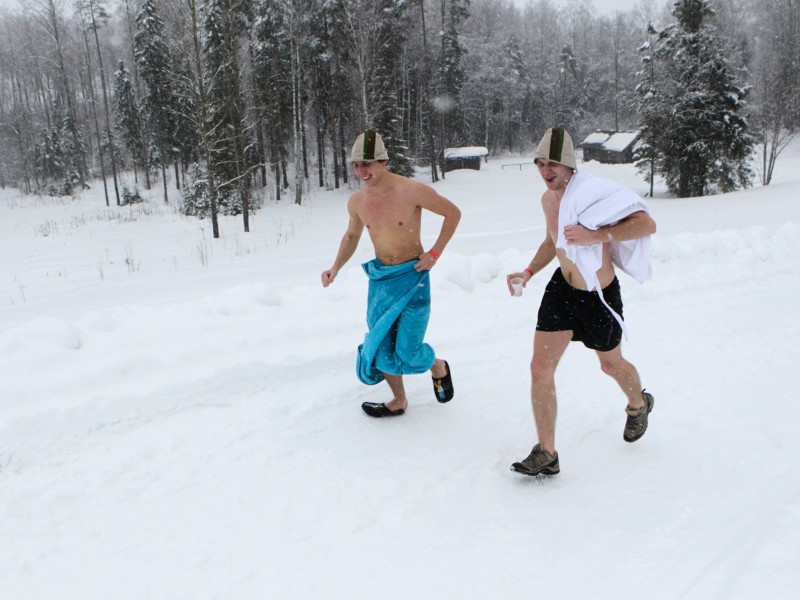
[356, 259, 436, 385]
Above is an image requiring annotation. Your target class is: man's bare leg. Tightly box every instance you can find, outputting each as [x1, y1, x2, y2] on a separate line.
[381, 358, 447, 413]
[382, 373, 408, 412]
[596, 346, 645, 409]
[530, 330, 572, 453]
[430, 358, 447, 378]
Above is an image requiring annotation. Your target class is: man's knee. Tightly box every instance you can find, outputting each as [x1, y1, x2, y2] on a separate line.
[599, 355, 629, 378]
[530, 356, 557, 382]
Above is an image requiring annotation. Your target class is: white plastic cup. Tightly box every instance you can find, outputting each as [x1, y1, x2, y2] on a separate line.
[510, 277, 524, 297]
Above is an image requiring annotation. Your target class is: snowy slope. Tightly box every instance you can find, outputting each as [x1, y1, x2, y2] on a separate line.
[1, 147, 799, 599]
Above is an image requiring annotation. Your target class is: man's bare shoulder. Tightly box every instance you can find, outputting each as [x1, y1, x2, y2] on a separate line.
[378, 173, 436, 206]
[540, 188, 561, 207]
[389, 172, 425, 191]
[402, 177, 439, 201]
[348, 187, 367, 203]
[346, 188, 368, 214]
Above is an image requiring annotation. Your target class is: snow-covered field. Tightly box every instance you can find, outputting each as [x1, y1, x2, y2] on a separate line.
[1, 145, 798, 599]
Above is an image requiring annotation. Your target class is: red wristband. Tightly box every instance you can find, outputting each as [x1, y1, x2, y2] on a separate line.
[524, 267, 534, 276]
[429, 249, 441, 260]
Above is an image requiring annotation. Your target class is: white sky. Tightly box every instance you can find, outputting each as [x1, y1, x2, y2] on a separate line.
[0, 0, 22, 13]
[0, 0, 650, 16]
[511, 0, 645, 15]
[591, 0, 643, 14]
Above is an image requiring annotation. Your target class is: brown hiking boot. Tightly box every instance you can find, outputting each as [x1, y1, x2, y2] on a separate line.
[624, 390, 655, 443]
[511, 443, 560, 476]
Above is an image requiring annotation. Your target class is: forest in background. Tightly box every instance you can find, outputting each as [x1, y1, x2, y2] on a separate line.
[0, 0, 797, 231]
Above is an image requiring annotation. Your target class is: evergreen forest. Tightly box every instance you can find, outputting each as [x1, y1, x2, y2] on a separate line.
[0, 0, 798, 228]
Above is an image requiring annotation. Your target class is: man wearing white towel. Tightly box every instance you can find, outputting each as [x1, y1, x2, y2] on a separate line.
[507, 127, 657, 477]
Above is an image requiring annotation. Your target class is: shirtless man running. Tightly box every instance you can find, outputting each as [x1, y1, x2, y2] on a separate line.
[507, 128, 657, 476]
[322, 130, 461, 417]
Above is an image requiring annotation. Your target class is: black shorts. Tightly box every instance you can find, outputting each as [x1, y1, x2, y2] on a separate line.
[536, 268, 624, 352]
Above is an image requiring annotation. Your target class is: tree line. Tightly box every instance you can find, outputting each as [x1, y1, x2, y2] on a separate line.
[0, 0, 797, 233]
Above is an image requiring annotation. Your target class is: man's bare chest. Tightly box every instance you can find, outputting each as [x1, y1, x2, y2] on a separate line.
[360, 196, 420, 232]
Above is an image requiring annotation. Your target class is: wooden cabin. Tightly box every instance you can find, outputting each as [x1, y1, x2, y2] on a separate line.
[580, 131, 640, 164]
[443, 146, 489, 172]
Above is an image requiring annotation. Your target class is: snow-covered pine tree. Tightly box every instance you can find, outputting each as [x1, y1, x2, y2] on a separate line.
[171, 57, 202, 186]
[203, 0, 254, 223]
[554, 45, 582, 132]
[25, 0, 89, 190]
[252, 0, 294, 202]
[134, 0, 178, 203]
[182, 162, 211, 218]
[637, 0, 753, 197]
[408, 0, 439, 182]
[371, 0, 414, 177]
[317, 0, 357, 185]
[31, 101, 87, 196]
[439, 0, 468, 150]
[504, 34, 533, 151]
[303, 0, 342, 189]
[113, 60, 146, 186]
[33, 126, 65, 193]
[326, 0, 413, 177]
[181, 0, 221, 238]
[59, 110, 89, 194]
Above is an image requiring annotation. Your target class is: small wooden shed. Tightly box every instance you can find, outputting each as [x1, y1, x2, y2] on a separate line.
[580, 131, 640, 164]
[443, 146, 489, 172]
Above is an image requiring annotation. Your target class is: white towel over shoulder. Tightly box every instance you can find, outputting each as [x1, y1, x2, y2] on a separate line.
[556, 172, 652, 337]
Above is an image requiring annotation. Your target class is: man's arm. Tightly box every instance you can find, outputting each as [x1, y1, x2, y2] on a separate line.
[321, 202, 365, 287]
[563, 210, 656, 246]
[506, 235, 556, 293]
[415, 186, 461, 270]
[526, 235, 558, 276]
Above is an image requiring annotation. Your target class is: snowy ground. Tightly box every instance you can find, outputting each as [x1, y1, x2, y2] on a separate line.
[1, 145, 799, 599]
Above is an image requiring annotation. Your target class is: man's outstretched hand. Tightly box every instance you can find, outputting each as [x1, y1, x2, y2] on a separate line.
[321, 269, 337, 287]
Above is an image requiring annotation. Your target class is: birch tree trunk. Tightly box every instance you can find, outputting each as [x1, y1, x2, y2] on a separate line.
[291, 35, 303, 205]
[80, 24, 109, 205]
[82, 1, 120, 205]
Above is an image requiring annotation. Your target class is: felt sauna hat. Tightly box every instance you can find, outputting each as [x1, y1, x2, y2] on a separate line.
[350, 130, 389, 163]
[534, 127, 577, 171]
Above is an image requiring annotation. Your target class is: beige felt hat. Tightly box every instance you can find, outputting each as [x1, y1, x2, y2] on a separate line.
[349, 130, 389, 163]
[534, 128, 577, 171]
